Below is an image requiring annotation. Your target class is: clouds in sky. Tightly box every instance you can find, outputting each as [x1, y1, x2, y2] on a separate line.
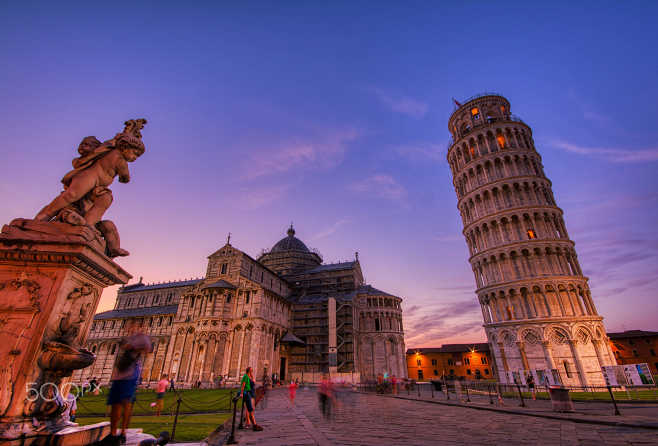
[349, 174, 408, 202]
[371, 88, 429, 118]
[312, 218, 351, 240]
[553, 141, 658, 163]
[394, 142, 446, 162]
[243, 129, 360, 180]
[404, 299, 484, 347]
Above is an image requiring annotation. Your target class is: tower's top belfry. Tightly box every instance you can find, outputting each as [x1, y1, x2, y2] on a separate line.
[448, 93, 512, 140]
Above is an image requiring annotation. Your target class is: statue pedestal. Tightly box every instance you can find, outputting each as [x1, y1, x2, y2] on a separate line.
[0, 219, 130, 444]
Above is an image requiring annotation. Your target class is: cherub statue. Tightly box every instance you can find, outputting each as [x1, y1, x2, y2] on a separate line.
[34, 119, 147, 257]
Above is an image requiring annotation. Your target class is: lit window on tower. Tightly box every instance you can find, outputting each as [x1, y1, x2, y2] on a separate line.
[496, 134, 506, 148]
[527, 229, 537, 239]
[471, 107, 480, 120]
[470, 146, 476, 156]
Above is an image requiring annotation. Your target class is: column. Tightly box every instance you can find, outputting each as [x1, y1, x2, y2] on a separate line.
[592, 339, 607, 370]
[184, 338, 198, 384]
[541, 341, 556, 370]
[568, 339, 589, 387]
[516, 341, 530, 371]
[496, 342, 510, 382]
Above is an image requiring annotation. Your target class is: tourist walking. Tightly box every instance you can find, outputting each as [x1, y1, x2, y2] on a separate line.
[288, 380, 298, 406]
[155, 374, 168, 416]
[240, 367, 263, 431]
[527, 373, 536, 401]
[105, 326, 152, 445]
[169, 378, 175, 392]
[318, 374, 335, 420]
[90, 377, 99, 395]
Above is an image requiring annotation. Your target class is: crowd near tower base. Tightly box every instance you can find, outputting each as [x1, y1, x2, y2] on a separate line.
[0, 220, 130, 444]
[447, 94, 617, 388]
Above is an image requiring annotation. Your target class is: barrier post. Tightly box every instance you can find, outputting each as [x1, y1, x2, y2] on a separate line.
[238, 391, 246, 429]
[417, 383, 421, 398]
[607, 385, 621, 416]
[226, 391, 240, 445]
[516, 383, 525, 407]
[464, 383, 470, 402]
[431, 383, 434, 399]
[488, 384, 493, 404]
[170, 396, 182, 442]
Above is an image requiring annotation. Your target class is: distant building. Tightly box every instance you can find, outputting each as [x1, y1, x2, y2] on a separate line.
[73, 226, 406, 386]
[608, 330, 658, 375]
[406, 344, 493, 381]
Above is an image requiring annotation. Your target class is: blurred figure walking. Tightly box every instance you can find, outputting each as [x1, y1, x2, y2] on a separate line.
[106, 324, 152, 445]
[155, 374, 168, 416]
[318, 374, 335, 420]
[288, 380, 298, 406]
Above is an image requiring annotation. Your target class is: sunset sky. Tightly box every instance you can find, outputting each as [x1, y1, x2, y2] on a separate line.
[1, 2, 657, 347]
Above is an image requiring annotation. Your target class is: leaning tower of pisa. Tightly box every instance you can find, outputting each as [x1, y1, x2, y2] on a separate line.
[446, 94, 616, 387]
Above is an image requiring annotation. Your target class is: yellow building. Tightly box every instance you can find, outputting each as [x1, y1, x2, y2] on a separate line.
[406, 343, 493, 381]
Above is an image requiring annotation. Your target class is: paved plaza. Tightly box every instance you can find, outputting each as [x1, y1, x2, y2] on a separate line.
[228, 387, 658, 445]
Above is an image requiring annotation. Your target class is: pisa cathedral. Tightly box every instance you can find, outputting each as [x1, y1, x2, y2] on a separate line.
[73, 226, 406, 386]
[447, 94, 617, 386]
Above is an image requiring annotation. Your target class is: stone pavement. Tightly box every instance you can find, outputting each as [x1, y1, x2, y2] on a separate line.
[228, 387, 658, 445]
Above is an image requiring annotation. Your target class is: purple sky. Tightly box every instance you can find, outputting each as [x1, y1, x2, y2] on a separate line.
[2, 3, 657, 347]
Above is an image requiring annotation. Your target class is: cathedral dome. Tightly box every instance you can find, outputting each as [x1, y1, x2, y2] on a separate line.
[259, 225, 322, 276]
[270, 225, 310, 253]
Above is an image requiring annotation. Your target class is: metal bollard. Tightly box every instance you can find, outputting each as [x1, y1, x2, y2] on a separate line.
[464, 383, 470, 402]
[431, 384, 434, 398]
[488, 384, 493, 404]
[170, 396, 182, 442]
[607, 385, 621, 416]
[516, 383, 526, 407]
[226, 391, 240, 445]
[417, 383, 421, 398]
[238, 391, 246, 429]
[445, 380, 450, 400]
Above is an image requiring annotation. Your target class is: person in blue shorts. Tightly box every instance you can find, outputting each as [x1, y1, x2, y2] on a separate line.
[105, 325, 152, 445]
[240, 367, 263, 431]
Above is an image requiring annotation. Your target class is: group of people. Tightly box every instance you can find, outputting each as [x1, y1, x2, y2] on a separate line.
[84, 323, 351, 443]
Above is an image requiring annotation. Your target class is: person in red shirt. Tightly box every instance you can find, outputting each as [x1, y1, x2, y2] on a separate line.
[288, 380, 298, 406]
[155, 374, 169, 416]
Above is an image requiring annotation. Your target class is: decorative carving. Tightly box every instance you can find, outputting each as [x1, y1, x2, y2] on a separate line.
[33, 119, 147, 258]
[522, 330, 539, 345]
[550, 328, 569, 345]
[0, 275, 41, 311]
[502, 331, 516, 346]
[67, 283, 93, 300]
[576, 328, 590, 345]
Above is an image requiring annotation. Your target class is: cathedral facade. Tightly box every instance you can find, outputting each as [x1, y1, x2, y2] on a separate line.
[73, 226, 406, 386]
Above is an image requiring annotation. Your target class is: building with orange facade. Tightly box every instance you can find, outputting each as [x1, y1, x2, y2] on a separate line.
[408, 330, 658, 382]
[608, 330, 658, 376]
[406, 343, 494, 381]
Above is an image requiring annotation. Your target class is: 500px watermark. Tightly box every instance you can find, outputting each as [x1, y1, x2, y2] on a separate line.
[25, 382, 102, 402]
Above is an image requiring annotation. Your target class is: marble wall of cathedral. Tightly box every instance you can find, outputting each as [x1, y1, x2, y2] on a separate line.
[355, 294, 406, 379]
[74, 234, 408, 386]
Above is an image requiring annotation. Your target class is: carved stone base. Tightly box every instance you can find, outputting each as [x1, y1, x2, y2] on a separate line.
[0, 220, 130, 441]
[0, 422, 110, 446]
